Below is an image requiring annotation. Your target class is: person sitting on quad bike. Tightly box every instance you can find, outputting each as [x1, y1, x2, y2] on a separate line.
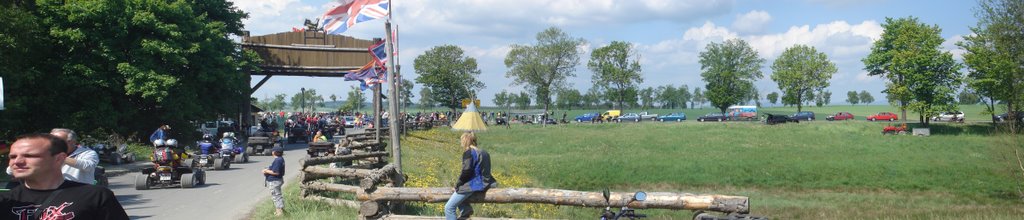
[198, 134, 218, 155]
[151, 139, 182, 168]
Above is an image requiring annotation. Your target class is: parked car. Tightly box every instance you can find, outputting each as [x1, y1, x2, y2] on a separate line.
[826, 112, 855, 121]
[994, 111, 1024, 123]
[931, 111, 964, 122]
[791, 111, 816, 121]
[867, 112, 899, 121]
[657, 113, 687, 122]
[697, 113, 729, 122]
[765, 113, 799, 125]
[342, 116, 356, 128]
[574, 113, 599, 122]
[638, 112, 660, 121]
[601, 110, 622, 121]
[616, 113, 642, 122]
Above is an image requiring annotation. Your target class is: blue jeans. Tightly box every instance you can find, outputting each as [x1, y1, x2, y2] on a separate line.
[444, 191, 473, 220]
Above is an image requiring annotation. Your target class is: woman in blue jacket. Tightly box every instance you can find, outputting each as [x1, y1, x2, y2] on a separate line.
[444, 132, 497, 220]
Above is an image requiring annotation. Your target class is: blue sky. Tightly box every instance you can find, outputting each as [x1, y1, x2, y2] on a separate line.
[234, 0, 977, 107]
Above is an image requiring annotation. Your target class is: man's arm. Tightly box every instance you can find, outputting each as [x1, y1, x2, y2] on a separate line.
[66, 149, 99, 173]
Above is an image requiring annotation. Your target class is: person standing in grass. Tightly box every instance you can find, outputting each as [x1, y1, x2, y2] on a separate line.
[444, 132, 498, 220]
[262, 146, 285, 216]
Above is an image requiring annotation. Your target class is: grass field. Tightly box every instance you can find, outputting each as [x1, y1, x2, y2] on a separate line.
[254, 105, 1024, 219]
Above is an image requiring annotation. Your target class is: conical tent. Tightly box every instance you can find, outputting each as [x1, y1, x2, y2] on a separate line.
[452, 104, 487, 131]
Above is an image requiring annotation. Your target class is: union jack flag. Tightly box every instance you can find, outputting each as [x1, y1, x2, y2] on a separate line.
[320, 0, 390, 34]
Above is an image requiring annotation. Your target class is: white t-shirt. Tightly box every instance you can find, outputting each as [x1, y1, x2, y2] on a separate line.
[64, 146, 100, 184]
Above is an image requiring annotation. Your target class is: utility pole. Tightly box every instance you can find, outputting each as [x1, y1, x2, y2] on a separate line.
[301, 87, 306, 114]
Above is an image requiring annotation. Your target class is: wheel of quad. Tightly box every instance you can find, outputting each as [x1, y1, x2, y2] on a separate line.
[195, 170, 206, 185]
[234, 154, 244, 163]
[223, 159, 231, 169]
[213, 159, 225, 170]
[110, 153, 122, 165]
[96, 176, 109, 188]
[693, 211, 714, 220]
[181, 173, 195, 188]
[125, 153, 136, 163]
[183, 159, 194, 168]
[135, 174, 150, 190]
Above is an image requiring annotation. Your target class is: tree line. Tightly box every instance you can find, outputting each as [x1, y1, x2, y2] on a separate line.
[411, 0, 1021, 130]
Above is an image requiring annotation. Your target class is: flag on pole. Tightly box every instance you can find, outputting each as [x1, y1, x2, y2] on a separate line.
[369, 41, 387, 66]
[319, 0, 390, 34]
[343, 62, 378, 81]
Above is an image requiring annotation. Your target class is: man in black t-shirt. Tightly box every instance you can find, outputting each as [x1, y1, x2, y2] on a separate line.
[1, 133, 128, 220]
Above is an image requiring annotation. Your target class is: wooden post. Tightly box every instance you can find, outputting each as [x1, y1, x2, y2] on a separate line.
[355, 187, 750, 214]
[384, 21, 403, 187]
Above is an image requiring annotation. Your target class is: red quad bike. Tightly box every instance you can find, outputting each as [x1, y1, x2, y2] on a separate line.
[135, 147, 205, 190]
[882, 123, 908, 135]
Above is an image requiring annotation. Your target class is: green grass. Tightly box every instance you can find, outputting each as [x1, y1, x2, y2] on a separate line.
[250, 180, 359, 219]
[252, 104, 1024, 219]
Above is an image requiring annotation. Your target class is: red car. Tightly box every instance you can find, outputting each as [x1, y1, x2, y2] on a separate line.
[827, 112, 855, 121]
[867, 112, 899, 121]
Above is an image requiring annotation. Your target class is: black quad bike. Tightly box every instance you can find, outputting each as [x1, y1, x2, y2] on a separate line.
[90, 144, 136, 165]
[247, 130, 278, 156]
[600, 189, 647, 220]
[135, 147, 205, 190]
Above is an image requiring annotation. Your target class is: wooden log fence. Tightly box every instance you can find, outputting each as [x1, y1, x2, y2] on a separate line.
[300, 151, 390, 167]
[353, 187, 749, 215]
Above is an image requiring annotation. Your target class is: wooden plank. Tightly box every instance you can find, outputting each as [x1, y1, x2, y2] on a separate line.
[300, 151, 390, 167]
[356, 187, 750, 214]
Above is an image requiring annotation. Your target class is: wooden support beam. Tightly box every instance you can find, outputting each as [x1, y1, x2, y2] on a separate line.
[251, 74, 273, 94]
[377, 215, 544, 220]
[302, 194, 362, 209]
[356, 187, 750, 214]
[300, 151, 390, 167]
[359, 164, 397, 190]
[349, 142, 386, 150]
[301, 181, 362, 193]
[303, 166, 375, 178]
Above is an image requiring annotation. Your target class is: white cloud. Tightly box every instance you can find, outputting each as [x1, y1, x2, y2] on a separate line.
[855, 71, 876, 82]
[230, 0, 318, 35]
[732, 10, 772, 34]
[393, 0, 734, 39]
[942, 34, 967, 61]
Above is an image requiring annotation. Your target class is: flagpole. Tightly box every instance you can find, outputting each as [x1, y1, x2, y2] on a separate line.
[384, 19, 403, 185]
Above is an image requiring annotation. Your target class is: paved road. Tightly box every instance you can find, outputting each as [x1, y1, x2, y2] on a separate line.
[108, 130, 359, 220]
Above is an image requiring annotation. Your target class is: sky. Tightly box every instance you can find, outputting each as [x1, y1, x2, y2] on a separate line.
[234, 0, 978, 107]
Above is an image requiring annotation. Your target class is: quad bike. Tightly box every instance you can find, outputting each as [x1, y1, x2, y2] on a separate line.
[135, 147, 205, 190]
[882, 123, 908, 135]
[247, 129, 279, 156]
[183, 140, 231, 170]
[90, 143, 136, 165]
[94, 166, 108, 187]
[220, 136, 249, 164]
[599, 189, 647, 220]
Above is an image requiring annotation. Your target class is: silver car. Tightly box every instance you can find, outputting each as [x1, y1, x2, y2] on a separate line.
[931, 111, 964, 122]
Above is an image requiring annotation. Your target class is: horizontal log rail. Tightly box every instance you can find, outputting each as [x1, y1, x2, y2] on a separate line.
[354, 187, 749, 214]
[300, 151, 390, 167]
[303, 181, 362, 193]
[303, 166, 374, 178]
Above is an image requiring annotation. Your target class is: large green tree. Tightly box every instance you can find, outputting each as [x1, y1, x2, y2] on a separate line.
[399, 79, 415, 108]
[0, 0, 256, 140]
[859, 90, 875, 105]
[699, 39, 765, 114]
[341, 86, 365, 112]
[863, 17, 962, 126]
[492, 90, 510, 109]
[418, 87, 435, 108]
[766, 92, 779, 106]
[505, 27, 585, 114]
[770, 45, 837, 112]
[413, 45, 485, 111]
[958, 0, 1024, 126]
[555, 88, 583, 110]
[587, 41, 644, 110]
[846, 91, 860, 106]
